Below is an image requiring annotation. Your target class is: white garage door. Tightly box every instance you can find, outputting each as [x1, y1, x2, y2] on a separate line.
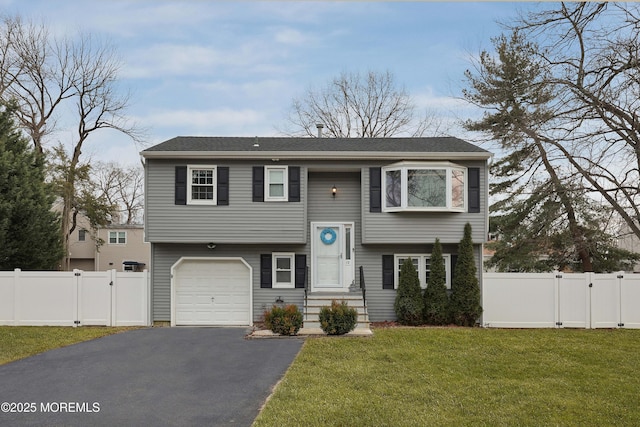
[172, 258, 251, 326]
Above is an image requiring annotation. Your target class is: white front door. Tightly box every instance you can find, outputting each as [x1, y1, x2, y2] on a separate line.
[312, 222, 355, 292]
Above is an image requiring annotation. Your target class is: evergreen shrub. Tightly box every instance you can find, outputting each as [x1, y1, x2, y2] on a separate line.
[319, 300, 358, 335]
[394, 257, 424, 325]
[449, 223, 483, 326]
[264, 304, 303, 335]
[423, 238, 450, 325]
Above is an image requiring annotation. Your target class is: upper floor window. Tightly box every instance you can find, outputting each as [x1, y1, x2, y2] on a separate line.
[265, 166, 288, 201]
[395, 254, 451, 289]
[109, 231, 126, 244]
[187, 165, 217, 205]
[383, 162, 466, 212]
[78, 229, 87, 242]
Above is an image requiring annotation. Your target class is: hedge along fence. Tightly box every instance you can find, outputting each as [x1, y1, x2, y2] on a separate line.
[0, 269, 151, 327]
[482, 272, 640, 329]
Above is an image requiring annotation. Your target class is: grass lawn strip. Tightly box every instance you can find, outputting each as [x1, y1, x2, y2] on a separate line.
[0, 326, 137, 365]
[253, 328, 640, 426]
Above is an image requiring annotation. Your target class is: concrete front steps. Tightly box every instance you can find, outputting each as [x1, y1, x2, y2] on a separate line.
[299, 292, 373, 336]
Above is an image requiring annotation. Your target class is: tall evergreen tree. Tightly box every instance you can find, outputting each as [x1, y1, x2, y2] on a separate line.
[0, 103, 63, 270]
[463, 31, 601, 272]
[423, 238, 449, 325]
[449, 223, 482, 326]
[464, 5, 640, 266]
[394, 257, 424, 326]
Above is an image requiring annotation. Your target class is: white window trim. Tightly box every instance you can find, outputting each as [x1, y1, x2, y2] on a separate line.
[382, 161, 467, 212]
[108, 231, 127, 245]
[187, 165, 217, 205]
[394, 253, 451, 290]
[265, 165, 288, 202]
[272, 252, 295, 289]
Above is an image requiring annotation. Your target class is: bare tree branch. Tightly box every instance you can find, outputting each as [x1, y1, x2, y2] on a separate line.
[281, 70, 445, 138]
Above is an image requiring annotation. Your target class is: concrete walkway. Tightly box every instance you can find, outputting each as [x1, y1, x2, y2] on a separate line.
[0, 327, 303, 426]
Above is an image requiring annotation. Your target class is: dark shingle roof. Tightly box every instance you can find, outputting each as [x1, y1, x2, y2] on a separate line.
[141, 136, 491, 160]
[145, 136, 485, 152]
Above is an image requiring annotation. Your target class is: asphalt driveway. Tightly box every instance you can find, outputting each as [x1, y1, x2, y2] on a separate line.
[0, 327, 303, 426]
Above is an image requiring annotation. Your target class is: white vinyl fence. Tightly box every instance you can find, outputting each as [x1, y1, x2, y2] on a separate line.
[0, 269, 151, 327]
[483, 272, 640, 329]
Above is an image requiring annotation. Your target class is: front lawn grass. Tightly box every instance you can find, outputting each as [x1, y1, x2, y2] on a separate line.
[0, 326, 135, 365]
[253, 328, 640, 426]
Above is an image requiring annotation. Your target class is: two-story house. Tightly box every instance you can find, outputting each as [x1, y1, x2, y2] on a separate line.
[55, 199, 150, 272]
[141, 136, 491, 327]
[68, 223, 150, 272]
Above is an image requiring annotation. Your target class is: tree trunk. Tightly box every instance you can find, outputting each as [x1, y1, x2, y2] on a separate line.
[532, 135, 593, 272]
[60, 145, 82, 271]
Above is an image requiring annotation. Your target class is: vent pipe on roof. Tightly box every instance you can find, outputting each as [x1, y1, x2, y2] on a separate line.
[316, 123, 324, 138]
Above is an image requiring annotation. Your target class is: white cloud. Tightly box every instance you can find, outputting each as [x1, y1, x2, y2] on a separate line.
[123, 44, 223, 78]
[122, 37, 297, 79]
[412, 86, 475, 117]
[197, 79, 293, 100]
[273, 27, 310, 46]
[143, 108, 266, 131]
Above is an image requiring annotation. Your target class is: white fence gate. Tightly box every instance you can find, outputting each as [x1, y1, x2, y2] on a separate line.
[483, 272, 640, 329]
[0, 269, 150, 327]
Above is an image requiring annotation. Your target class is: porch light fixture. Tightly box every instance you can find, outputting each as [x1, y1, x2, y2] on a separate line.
[331, 185, 337, 197]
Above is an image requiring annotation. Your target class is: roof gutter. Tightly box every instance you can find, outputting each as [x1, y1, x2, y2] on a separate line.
[140, 150, 492, 161]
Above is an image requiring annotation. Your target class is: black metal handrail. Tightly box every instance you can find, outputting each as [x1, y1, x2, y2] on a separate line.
[359, 265, 366, 308]
[304, 265, 310, 311]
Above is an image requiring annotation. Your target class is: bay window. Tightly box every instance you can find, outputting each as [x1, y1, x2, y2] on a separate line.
[383, 162, 467, 212]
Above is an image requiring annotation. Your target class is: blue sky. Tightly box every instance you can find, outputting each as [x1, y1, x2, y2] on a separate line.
[1, 1, 542, 165]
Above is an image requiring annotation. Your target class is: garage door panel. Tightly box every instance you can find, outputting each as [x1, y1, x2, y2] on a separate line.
[173, 259, 251, 326]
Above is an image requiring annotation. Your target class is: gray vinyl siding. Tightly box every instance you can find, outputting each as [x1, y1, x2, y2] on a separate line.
[308, 171, 361, 226]
[358, 243, 484, 322]
[152, 171, 363, 322]
[148, 157, 489, 323]
[361, 161, 488, 244]
[151, 241, 484, 323]
[145, 159, 306, 244]
[151, 242, 306, 322]
[145, 158, 488, 245]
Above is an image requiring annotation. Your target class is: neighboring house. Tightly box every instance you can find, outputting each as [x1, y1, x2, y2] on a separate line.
[141, 136, 491, 326]
[617, 224, 640, 273]
[68, 215, 150, 272]
[96, 224, 150, 272]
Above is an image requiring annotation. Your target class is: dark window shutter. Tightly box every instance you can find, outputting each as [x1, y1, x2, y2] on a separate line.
[260, 254, 272, 288]
[253, 166, 264, 202]
[451, 255, 458, 289]
[217, 167, 229, 206]
[175, 166, 187, 205]
[295, 254, 306, 288]
[370, 167, 382, 213]
[288, 166, 300, 202]
[468, 167, 480, 213]
[382, 255, 395, 289]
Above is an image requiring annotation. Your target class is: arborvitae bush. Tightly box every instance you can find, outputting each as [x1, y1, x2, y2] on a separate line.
[423, 238, 449, 325]
[449, 223, 483, 326]
[263, 304, 303, 335]
[394, 257, 424, 325]
[319, 300, 358, 335]
[0, 102, 63, 269]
